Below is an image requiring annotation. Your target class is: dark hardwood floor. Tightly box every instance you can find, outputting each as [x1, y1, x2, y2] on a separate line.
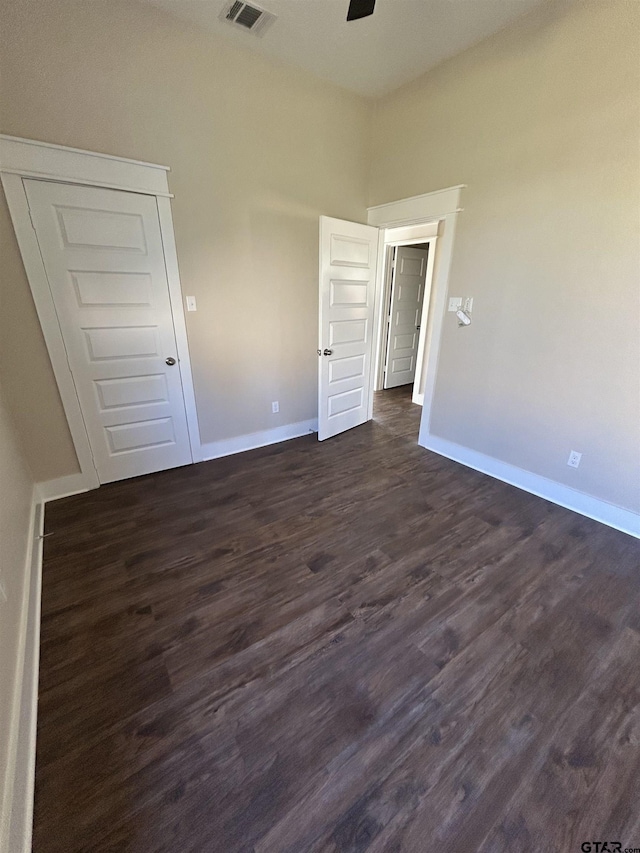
[35, 386, 640, 852]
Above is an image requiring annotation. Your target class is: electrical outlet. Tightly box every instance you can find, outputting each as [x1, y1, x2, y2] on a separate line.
[567, 450, 582, 468]
[464, 297, 474, 312]
[448, 297, 462, 312]
[271, 401, 279, 414]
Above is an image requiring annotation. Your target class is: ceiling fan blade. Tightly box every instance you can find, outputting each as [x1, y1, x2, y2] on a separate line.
[347, 0, 375, 21]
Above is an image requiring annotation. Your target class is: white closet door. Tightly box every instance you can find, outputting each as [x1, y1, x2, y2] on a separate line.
[318, 216, 379, 441]
[25, 179, 193, 483]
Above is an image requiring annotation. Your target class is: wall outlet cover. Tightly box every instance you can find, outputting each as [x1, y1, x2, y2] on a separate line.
[448, 297, 462, 312]
[567, 450, 582, 468]
[186, 295, 197, 312]
[271, 401, 279, 413]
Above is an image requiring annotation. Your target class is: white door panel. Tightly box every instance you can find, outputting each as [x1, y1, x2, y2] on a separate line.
[25, 179, 193, 483]
[105, 417, 176, 454]
[71, 271, 153, 306]
[318, 216, 378, 441]
[384, 245, 429, 389]
[56, 205, 148, 252]
[95, 374, 169, 410]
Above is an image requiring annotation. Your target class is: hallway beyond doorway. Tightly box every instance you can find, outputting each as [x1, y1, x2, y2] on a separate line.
[372, 384, 422, 440]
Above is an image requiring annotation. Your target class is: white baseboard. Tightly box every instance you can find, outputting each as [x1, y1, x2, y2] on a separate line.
[421, 434, 640, 539]
[37, 472, 93, 503]
[37, 424, 320, 495]
[3, 492, 43, 853]
[201, 419, 318, 462]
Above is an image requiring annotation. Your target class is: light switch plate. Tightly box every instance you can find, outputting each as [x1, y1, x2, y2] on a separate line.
[186, 295, 197, 312]
[448, 297, 462, 312]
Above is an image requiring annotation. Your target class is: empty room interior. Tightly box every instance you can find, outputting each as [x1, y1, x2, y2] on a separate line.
[1, 0, 639, 849]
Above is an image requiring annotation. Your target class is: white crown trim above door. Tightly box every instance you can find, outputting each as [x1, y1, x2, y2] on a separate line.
[0, 136, 202, 492]
[0, 134, 173, 196]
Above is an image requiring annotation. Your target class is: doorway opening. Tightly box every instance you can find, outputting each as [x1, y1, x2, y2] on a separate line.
[318, 187, 462, 444]
[372, 384, 423, 439]
[372, 233, 437, 439]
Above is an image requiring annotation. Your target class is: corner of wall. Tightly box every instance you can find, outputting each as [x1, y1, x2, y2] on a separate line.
[36, 472, 93, 504]
[419, 429, 640, 540]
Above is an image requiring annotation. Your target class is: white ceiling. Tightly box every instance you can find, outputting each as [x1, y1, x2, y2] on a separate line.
[145, 0, 547, 98]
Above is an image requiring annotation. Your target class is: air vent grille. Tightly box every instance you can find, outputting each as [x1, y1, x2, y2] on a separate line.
[220, 1, 276, 36]
[226, 1, 243, 20]
[235, 4, 262, 28]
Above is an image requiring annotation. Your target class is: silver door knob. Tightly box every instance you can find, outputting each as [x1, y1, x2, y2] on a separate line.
[323, 349, 333, 356]
[165, 357, 176, 366]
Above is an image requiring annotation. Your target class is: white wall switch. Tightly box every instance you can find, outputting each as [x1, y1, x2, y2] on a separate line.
[448, 297, 462, 312]
[464, 297, 474, 312]
[271, 401, 279, 413]
[186, 295, 197, 312]
[567, 450, 582, 468]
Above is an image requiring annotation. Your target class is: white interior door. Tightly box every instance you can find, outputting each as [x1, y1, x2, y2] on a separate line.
[25, 179, 193, 483]
[318, 216, 379, 441]
[384, 245, 428, 389]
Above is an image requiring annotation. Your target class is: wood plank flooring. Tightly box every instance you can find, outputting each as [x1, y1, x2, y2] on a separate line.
[35, 386, 640, 852]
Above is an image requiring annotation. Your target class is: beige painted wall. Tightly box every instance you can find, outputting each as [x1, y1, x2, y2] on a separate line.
[0, 389, 35, 847]
[0, 0, 371, 478]
[370, 0, 640, 513]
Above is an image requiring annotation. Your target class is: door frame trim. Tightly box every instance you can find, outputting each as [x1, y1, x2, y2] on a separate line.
[0, 136, 202, 492]
[367, 186, 464, 429]
[374, 235, 438, 402]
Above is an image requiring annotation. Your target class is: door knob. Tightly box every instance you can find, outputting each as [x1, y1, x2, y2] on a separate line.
[323, 349, 333, 356]
[165, 357, 177, 366]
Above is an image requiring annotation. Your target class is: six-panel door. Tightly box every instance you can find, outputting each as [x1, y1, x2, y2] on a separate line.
[25, 179, 193, 483]
[318, 216, 379, 441]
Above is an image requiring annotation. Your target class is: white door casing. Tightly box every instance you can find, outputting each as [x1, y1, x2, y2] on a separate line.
[384, 245, 428, 389]
[367, 187, 463, 420]
[318, 216, 379, 441]
[25, 179, 193, 483]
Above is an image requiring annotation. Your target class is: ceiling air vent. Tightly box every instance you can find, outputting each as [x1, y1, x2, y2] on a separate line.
[220, 0, 276, 36]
